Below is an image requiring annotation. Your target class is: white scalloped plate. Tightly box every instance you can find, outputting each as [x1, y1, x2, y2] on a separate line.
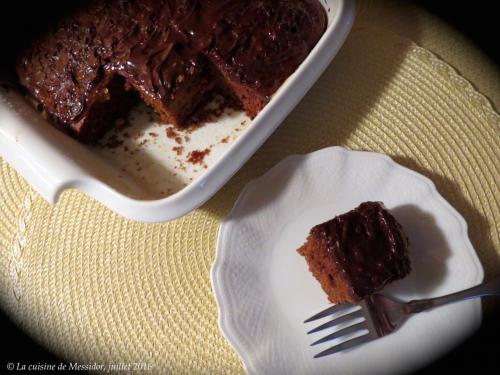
[212, 147, 484, 374]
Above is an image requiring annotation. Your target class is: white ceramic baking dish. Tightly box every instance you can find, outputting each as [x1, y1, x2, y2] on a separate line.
[0, 0, 355, 222]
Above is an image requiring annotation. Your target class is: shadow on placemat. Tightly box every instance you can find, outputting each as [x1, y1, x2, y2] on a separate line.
[393, 156, 500, 298]
[0, 307, 84, 374]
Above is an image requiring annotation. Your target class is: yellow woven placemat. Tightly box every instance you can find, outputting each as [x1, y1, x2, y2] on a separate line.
[1, 1, 499, 374]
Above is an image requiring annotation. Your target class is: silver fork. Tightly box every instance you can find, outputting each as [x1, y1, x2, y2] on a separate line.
[305, 275, 500, 358]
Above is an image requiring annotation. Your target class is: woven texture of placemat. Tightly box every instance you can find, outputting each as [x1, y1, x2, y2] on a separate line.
[1, 1, 499, 374]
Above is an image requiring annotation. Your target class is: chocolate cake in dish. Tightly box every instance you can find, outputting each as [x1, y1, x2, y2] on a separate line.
[298, 202, 411, 304]
[16, 0, 326, 142]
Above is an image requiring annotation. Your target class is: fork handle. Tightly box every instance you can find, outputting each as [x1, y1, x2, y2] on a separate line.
[405, 275, 500, 314]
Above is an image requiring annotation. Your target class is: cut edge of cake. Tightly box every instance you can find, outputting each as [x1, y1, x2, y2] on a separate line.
[298, 202, 411, 305]
[298, 231, 360, 304]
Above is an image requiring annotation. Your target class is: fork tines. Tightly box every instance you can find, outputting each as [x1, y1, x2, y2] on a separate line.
[313, 334, 374, 358]
[305, 303, 374, 358]
[303, 303, 355, 323]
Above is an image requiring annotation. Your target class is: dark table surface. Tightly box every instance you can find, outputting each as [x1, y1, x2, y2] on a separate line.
[1, 1, 498, 373]
[413, 0, 500, 372]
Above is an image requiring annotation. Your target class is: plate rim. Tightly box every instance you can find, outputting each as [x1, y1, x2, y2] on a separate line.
[211, 146, 484, 373]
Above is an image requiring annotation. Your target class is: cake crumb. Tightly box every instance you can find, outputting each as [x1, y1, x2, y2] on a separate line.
[187, 148, 210, 165]
[172, 146, 184, 155]
[166, 126, 178, 139]
[132, 132, 143, 140]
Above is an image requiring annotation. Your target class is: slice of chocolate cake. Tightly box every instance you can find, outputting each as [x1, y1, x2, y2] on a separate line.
[298, 202, 411, 304]
[16, 0, 326, 143]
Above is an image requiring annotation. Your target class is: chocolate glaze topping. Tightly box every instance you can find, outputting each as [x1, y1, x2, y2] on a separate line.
[312, 202, 411, 298]
[17, 0, 326, 135]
